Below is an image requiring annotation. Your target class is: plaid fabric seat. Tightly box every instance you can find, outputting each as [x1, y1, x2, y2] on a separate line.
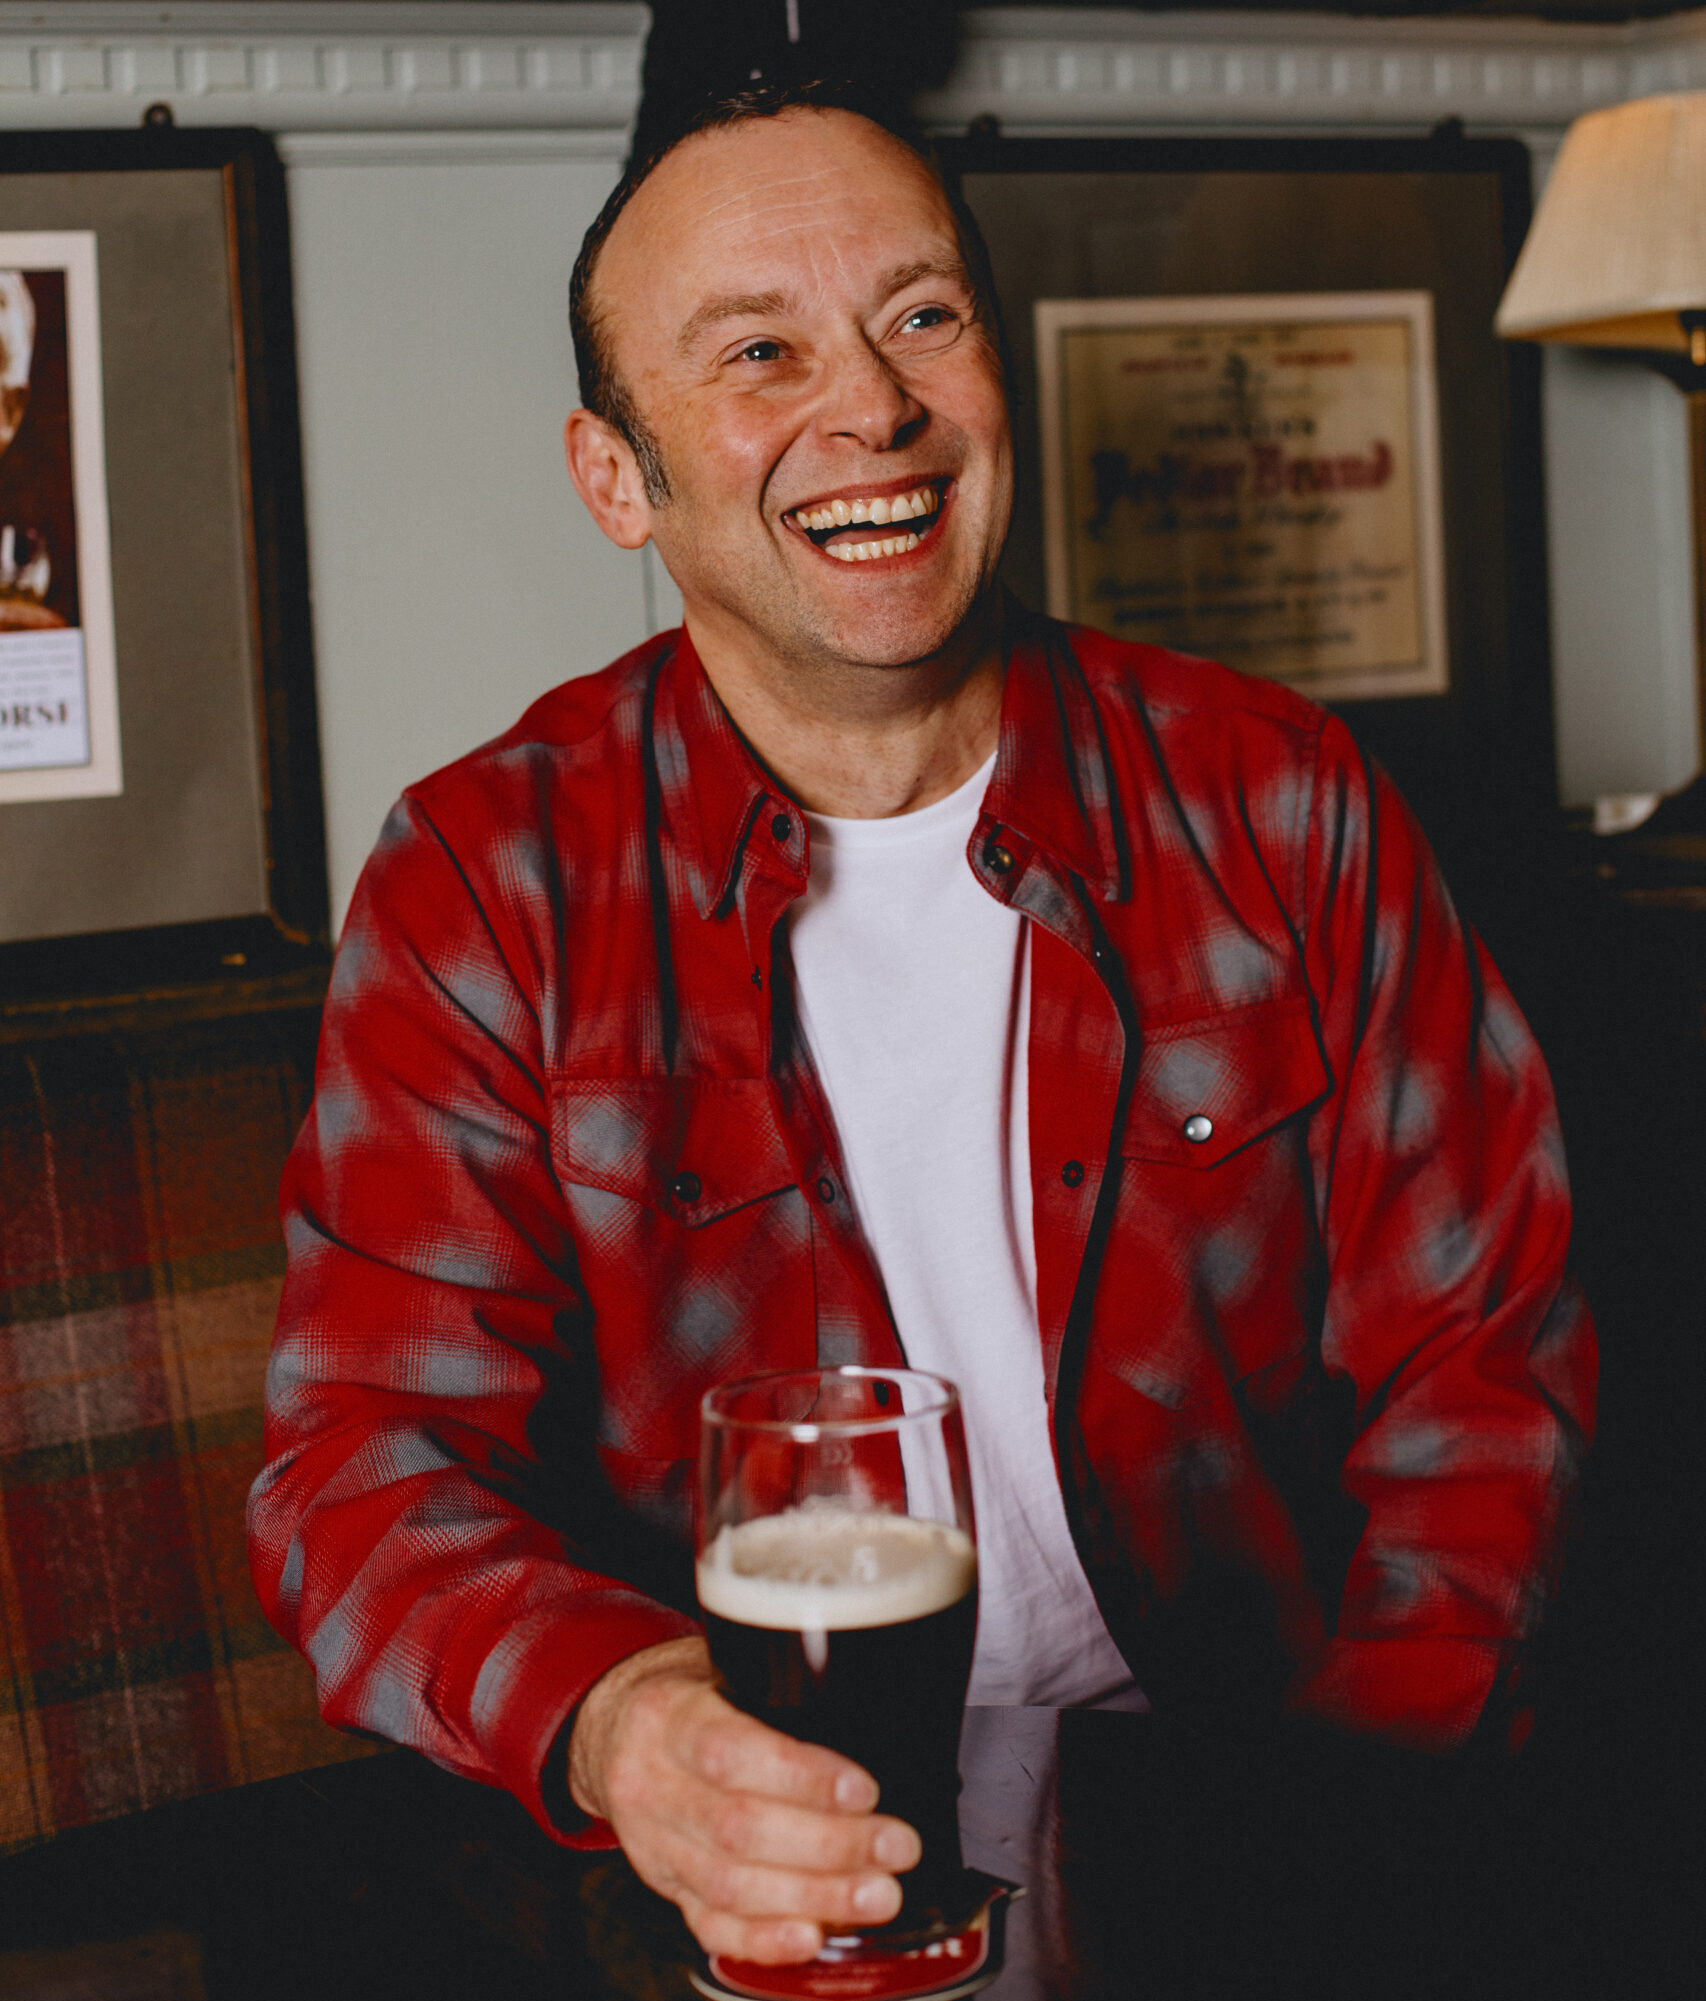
[0, 1000, 373, 1854]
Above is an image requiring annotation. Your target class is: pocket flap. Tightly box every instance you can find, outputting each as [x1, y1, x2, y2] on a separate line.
[1123, 1000, 1330, 1167]
[549, 1077, 796, 1225]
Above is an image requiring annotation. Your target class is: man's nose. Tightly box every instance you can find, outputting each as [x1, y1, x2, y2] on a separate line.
[817, 339, 925, 452]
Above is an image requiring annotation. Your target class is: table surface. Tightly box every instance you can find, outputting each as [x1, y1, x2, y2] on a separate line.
[0, 1703, 1686, 2001]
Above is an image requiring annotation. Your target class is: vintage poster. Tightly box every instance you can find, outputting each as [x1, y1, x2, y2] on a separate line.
[1036, 293, 1448, 702]
[0, 232, 121, 802]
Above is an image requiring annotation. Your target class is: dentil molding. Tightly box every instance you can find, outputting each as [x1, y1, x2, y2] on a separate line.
[933, 7, 1706, 140]
[0, 3, 1704, 151]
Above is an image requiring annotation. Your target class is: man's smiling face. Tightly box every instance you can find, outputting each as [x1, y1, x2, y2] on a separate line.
[588, 108, 1014, 679]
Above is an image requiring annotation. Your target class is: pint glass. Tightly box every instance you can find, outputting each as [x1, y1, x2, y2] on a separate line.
[697, 1367, 978, 1935]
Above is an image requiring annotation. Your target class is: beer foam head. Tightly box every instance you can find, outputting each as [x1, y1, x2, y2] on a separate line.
[697, 1508, 975, 1632]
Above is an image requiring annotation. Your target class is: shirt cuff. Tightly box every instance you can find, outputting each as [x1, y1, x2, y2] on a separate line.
[1286, 1636, 1505, 1753]
[474, 1592, 700, 1848]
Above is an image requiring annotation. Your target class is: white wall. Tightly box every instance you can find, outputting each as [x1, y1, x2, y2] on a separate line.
[284, 140, 655, 928]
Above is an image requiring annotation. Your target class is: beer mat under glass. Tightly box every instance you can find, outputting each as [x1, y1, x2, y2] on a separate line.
[690, 1873, 1019, 2001]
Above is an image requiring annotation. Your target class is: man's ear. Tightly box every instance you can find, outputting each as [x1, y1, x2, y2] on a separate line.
[565, 409, 653, 551]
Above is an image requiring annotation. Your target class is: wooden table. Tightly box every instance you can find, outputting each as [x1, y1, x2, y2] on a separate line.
[0, 1700, 1683, 1999]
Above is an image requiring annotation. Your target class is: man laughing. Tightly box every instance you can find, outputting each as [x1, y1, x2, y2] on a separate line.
[251, 83, 1595, 1969]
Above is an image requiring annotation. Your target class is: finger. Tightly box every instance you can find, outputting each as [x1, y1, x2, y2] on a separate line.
[700, 1789, 923, 1876]
[678, 1893, 822, 1968]
[683, 1699, 880, 1813]
[649, 1818, 906, 1931]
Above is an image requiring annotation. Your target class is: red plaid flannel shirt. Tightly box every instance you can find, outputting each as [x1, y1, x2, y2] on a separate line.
[249, 611, 1594, 1843]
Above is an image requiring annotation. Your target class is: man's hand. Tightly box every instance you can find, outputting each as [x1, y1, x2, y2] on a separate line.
[568, 1636, 922, 1964]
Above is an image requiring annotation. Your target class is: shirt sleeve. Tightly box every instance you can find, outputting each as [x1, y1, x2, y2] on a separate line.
[246, 795, 697, 1844]
[1289, 719, 1597, 1750]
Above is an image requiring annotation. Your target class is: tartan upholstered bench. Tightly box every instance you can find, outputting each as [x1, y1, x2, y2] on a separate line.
[0, 996, 375, 1855]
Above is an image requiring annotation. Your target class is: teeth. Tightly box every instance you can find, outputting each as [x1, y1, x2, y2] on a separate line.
[796, 486, 940, 546]
[826, 532, 923, 564]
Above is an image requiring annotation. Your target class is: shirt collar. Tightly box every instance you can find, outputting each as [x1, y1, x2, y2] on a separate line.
[653, 627, 792, 920]
[654, 606, 1122, 921]
[982, 604, 1122, 901]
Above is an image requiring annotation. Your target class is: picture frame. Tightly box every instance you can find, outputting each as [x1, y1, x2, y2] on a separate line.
[0, 230, 121, 800]
[1034, 289, 1450, 705]
[0, 126, 326, 1014]
[939, 131, 1555, 894]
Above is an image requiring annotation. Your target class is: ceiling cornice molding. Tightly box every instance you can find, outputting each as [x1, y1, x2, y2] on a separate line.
[924, 7, 1706, 136]
[0, 4, 1702, 140]
[0, 3, 648, 134]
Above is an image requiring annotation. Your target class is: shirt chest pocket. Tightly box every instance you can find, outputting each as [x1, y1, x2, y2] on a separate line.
[1104, 999, 1331, 1407]
[548, 1075, 798, 1225]
[1122, 997, 1330, 1170]
[546, 1076, 813, 1454]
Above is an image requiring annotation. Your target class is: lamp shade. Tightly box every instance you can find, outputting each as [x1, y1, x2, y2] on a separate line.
[1496, 91, 1706, 352]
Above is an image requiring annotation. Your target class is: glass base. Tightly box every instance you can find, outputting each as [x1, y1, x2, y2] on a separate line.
[689, 1871, 1019, 2001]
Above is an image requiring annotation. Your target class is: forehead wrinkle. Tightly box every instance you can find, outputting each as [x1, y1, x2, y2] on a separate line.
[695, 158, 869, 219]
[683, 172, 868, 247]
[696, 190, 838, 235]
[689, 156, 844, 213]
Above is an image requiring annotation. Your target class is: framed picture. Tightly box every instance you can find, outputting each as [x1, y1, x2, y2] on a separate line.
[0, 127, 326, 1014]
[0, 233, 121, 799]
[939, 132, 1554, 905]
[1035, 290, 1449, 705]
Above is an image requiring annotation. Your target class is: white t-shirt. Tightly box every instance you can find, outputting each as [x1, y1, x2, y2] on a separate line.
[788, 755, 1139, 1708]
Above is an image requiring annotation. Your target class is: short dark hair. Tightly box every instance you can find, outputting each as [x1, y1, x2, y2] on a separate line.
[568, 77, 1006, 507]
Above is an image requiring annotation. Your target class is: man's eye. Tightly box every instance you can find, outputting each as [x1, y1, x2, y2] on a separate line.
[734, 339, 783, 364]
[894, 305, 963, 348]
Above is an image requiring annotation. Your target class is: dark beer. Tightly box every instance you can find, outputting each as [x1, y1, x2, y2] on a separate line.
[697, 1508, 977, 1929]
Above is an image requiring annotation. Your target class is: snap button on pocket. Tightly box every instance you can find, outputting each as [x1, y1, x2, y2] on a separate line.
[551, 1078, 798, 1226]
[1121, 999, 1328, 1168]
